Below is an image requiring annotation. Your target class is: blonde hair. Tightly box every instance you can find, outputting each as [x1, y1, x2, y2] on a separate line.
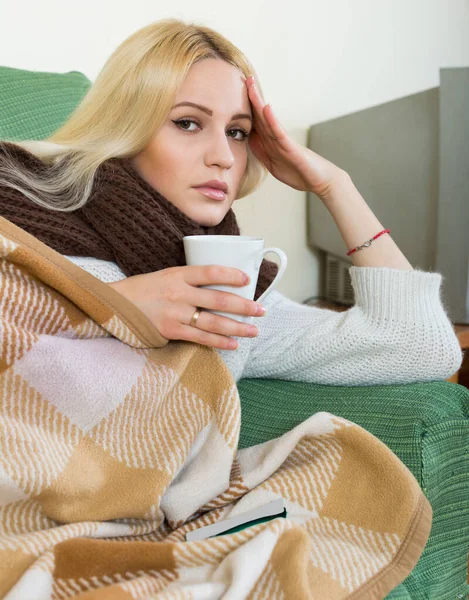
[0, 18, 268, 212]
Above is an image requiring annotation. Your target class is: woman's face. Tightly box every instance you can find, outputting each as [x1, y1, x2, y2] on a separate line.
[131, 58, 253, 226]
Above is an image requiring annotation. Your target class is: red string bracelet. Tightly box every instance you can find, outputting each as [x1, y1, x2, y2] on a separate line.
[346, 229, 391, 256]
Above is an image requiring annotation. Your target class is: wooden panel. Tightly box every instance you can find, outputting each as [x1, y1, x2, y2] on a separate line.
[454, 324, 469, 349]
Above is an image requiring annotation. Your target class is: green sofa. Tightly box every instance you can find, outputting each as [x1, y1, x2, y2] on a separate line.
[1, 64, 468, 600]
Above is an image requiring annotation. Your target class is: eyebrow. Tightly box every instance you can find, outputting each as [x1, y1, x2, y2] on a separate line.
[172, 101, 252, 122]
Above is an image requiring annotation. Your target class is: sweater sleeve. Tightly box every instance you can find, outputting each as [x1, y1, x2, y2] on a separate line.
[236, 266, 463, 386]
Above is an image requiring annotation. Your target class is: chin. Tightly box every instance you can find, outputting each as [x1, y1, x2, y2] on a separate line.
[189, 208, 229, 228]
[195, 215, 226, 227]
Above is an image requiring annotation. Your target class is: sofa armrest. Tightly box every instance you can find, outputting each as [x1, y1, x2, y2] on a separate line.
[237, 378, 469, 599]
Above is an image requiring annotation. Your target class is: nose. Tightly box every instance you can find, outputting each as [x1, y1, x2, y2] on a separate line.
[204, 128, 235, 170]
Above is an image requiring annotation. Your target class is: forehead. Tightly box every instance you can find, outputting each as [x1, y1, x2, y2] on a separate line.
[175, 58, 251, 116]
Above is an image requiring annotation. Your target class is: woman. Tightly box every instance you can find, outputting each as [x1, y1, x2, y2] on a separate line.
[0, 18, 462, 385]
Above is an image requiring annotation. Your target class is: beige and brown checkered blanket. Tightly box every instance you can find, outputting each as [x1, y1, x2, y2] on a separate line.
[0, 215, 431, 599]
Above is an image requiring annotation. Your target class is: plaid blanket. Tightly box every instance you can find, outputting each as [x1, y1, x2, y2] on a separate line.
[0, 215, 432, 599]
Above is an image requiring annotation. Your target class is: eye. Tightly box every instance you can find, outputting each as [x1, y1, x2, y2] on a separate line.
[172, 118, 250, 142]
[173, 118, 199, 132]
[228, 127, 250, 142]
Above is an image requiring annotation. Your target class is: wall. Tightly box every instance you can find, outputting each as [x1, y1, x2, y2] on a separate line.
[2, 0, 469, 301]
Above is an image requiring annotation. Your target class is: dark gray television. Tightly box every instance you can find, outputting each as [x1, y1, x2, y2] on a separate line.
[306, 67, 469, 324]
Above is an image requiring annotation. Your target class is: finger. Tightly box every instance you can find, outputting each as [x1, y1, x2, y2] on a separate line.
[193, 287, 263, 318]
[246, 78, 275, 139]
[263, 104, 288, 144]
[189, 309, 259, 339]
[245, 77, 269, 133]
[246, 78, 288, 147]
[183, 264, 249, 288]
[248, 131, 271, 167]
[174, 323, 240, 351]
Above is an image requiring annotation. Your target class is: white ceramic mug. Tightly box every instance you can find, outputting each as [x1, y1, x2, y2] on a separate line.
[183, 235, 288, 322]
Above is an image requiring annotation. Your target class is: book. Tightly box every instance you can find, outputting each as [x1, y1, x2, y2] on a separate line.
[186, 498, 286, 542]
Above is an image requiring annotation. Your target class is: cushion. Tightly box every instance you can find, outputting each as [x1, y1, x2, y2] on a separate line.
[0, 65, 90, 141]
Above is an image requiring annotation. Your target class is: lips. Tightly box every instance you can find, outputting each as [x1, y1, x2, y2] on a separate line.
[193, 186, 227, 201]
[194, 180, 228, 192]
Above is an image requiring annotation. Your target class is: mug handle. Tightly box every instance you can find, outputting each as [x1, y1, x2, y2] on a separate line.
[256, 247, 288, 304]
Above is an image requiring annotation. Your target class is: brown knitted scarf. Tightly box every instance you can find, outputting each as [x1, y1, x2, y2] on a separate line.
[0, 142, 278, 301]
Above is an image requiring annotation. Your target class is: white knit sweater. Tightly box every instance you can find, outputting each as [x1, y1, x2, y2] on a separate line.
[63, 255, 464, 386]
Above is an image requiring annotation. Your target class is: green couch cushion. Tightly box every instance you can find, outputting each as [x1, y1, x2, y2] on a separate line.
[237, 378, 469, 599]
[0, 66, 90, 141]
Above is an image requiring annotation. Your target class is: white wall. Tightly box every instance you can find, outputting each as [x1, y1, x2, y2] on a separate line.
[2, 0, 469, 301]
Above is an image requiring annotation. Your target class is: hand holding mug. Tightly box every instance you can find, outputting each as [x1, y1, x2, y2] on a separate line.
[108, 265, 266, 351]
[183, 235, 287, 322]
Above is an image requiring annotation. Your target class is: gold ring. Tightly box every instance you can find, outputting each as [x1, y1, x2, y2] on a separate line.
[190, 307, 202, 328]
